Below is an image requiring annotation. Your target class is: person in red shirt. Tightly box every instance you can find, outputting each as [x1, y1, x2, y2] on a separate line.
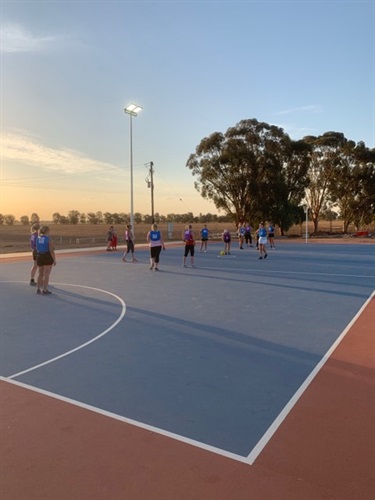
[182, 224, 196, 268]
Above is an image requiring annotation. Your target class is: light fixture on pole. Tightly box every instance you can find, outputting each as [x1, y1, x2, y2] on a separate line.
[145, 162, 155, 223]
[124, 103, 143, 229]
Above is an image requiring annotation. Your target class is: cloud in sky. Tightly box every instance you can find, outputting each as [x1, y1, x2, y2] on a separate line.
[275, 105, 324, 116]
[0, 22, 59, 53]
[1, 130, 121, 175]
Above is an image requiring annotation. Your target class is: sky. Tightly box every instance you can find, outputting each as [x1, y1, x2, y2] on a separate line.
[1, 0, 374, 221]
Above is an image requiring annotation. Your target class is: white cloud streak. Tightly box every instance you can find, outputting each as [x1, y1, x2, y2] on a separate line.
[0, 22, 60, 53]
[1, 130, 121, 175]
[275, 105, 323, 116]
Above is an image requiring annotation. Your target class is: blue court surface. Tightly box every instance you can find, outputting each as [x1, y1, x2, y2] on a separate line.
[1, 242, 374, 461]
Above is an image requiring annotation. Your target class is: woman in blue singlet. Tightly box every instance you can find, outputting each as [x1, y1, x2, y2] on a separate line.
[36, 226, 56, 294]
[200, 224, 209, 252]
[256, 222, 268, 260]
[146, 223, 165, 271]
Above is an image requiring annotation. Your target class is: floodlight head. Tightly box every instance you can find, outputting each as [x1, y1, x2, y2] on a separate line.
[124, 103, 143, 116]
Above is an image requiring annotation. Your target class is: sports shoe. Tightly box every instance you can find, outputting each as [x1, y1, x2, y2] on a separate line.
[258, 256, 263, 260]
[154, 268, 159, 271]
[42, 290, 52, 295]
[36, 289, 41, 294]
[264, 253, 268, 259]
[30, 279, 36, 286]
[182, 264, 187, 268]
[150, 262, 154, 270]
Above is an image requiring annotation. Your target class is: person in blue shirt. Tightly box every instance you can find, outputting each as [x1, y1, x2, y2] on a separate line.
[146, 223, 165, 271]
[29, 223, 40, 286]
[268, 222, 276, 249]
[200, 224, 209, 252]
[238, 222, 245, 249]
[256, 222, 268, 260]
[35, 226, 56, 294]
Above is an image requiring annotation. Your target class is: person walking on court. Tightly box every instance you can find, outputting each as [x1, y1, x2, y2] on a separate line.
[244, 223, 253, 247]
[35, 225, 56, 294]
[268, 222, 276, 249]
[122, 224, 138, 262]
[147, 223, 165, 271]
[182, 224, 196, 267]
[257, 222, 268, 260]
[29, 223, 40, 286]
[111, 229, 118, 251]
[238, 222, 245, 249]
[200, 224, 209, 252]
[106, 225, 114, 251]
[222, 228, 231, 255]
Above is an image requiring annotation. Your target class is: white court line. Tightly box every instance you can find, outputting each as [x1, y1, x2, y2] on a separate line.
[0, 376, 249, 465]
[246, 289, 374, 464]
[3, 282, 126, 379]
[201, 267, 374, 279]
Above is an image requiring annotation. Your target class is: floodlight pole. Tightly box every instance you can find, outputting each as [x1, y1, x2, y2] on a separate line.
[149, 162, 155, 223]
[305, 204, 309, 243]
[124, 104, 142, 230]
[129, 113, 134, 229]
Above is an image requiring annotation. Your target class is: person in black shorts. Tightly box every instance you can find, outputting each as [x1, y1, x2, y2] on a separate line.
[268, 222, 275, 249]
[122, 224, 137, 262]
[182, 224, 196, 268]
[36, 226, 56, 295]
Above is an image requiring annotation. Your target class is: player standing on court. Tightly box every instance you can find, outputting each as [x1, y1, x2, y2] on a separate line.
[200, 224, 209, 252]
[257, 222, 268, 260]
[244, 223, 252, 247]
[147, 223, 165, 271]
[122, 224, 138, 262]
[222, 228, 231, 255]
[268, 222, 276, 249]
[238, 222, 245, 249]
[182, 224, 196, 268]
[35, 226, 56, 294]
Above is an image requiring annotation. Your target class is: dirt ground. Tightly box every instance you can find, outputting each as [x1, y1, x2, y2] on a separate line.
[0, 222, 373, 254]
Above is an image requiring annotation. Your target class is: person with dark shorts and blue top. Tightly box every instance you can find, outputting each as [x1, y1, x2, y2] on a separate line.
[36, 226, 56, 294]
[147, 223, 165, 271]
[200, 224, 209, 252]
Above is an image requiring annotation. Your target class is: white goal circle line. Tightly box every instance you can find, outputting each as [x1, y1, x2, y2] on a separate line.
[0, 281, 126, 380]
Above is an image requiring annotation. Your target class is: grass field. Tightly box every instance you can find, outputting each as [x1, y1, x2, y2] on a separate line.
[0, 221, 373, 254]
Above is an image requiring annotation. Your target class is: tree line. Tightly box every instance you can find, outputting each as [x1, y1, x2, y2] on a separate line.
[186, 119, 375, 234]
[0, 211, 234, 226]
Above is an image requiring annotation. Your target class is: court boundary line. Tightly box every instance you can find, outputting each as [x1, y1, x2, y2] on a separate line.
[2, 282, 126, 380]
[246, 289, 374, 464]
[0, 376, 250, 464]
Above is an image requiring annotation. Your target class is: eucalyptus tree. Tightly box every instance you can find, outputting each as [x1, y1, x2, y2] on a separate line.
[186, 118, 309, 231]
[327, 141, 375, 232]
[303, 132, 347, 234]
